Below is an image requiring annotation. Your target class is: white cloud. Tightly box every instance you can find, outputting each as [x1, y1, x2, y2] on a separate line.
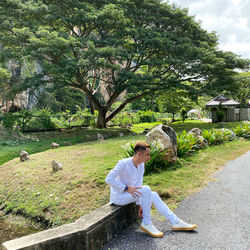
[167, 0, 250, 58]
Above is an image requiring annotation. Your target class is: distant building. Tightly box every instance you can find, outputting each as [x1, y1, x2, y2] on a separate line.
[205, 95, 250, 122]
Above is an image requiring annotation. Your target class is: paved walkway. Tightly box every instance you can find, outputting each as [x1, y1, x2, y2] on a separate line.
[102, 151, 250, 250]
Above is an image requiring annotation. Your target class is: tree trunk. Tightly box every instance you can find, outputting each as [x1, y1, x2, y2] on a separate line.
[172, 113, 175, 122]
[85, 95, 95, 115]
[96, 108, 107, 128]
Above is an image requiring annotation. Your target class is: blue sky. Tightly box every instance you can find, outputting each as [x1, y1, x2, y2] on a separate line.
[167, 0, 250, 59]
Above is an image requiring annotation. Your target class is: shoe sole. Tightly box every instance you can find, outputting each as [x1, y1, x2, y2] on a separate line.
[172, 224, 197, 231]
[140, 226, 164, 238]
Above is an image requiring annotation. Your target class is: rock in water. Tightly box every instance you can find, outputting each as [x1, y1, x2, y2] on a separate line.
[146, 125, 177, 163]
[51, 142, 59, 149]
[20, 151, 30, 161]
[52, 160, 63, 172]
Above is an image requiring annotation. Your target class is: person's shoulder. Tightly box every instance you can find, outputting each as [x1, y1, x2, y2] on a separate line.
[117, 157, 131, 165]
[116, 157, 131, 167]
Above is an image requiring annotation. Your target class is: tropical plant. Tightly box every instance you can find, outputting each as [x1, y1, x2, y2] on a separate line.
[177, 130, 198, 157]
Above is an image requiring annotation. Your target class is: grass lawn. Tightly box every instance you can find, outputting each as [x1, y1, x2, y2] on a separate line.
[0, 127, 132, 166]
[131, 119, 247, 134]
[0, 120, 249, 230]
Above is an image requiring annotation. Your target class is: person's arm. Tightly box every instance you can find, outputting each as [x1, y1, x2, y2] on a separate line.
[105, 162, 126, 193]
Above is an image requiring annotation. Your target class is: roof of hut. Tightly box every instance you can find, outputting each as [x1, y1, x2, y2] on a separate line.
[205, 95, 240, 107]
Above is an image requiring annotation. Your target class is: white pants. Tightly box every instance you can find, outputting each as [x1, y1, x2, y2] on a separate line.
[113, 185, 179, 225]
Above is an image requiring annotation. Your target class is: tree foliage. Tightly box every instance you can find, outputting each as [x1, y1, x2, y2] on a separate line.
[233, 72, 250, 107]
[0, 0, 249, 127]
[157, 88, 194, 121]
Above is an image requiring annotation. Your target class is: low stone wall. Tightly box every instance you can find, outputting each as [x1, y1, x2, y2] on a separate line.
[2, 203, 139, 250]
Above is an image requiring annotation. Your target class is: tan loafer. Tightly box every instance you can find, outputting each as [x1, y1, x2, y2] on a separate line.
[172, 219, 197, 231]
[140, 222, 164, 237]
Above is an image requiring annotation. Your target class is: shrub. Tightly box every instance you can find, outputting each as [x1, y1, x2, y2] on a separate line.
[216, 110, 224, 122]
[2, 113, 18, 129]
[138, 111, 157, 123]
[23, 108, 57, 130]
[124, 143, 169, 174]
[177, 130, 198, 157]
[233, 123, 250, 138]
[202, 128, 235, 145]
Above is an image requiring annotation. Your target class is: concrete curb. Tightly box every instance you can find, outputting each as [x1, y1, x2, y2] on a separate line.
[2, 203, 139, 250]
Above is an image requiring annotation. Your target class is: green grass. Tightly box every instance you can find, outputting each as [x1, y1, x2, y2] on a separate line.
[0, 127, 132, 166]
[0, 120, 249, 229]
[131, 120, 247, 134]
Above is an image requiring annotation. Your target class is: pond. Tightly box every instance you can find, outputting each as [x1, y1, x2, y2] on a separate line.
[0, 212, 42, 246]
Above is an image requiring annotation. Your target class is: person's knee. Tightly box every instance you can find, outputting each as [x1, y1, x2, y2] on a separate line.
[151, 191, 159, 198]
[141, 185, 151, 194]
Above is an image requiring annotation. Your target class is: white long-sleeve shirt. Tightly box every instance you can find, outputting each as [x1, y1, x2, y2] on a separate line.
[105, 157, 145, 205]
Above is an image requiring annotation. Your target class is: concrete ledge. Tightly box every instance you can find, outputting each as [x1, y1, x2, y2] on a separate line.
[2, 203, 139, 250]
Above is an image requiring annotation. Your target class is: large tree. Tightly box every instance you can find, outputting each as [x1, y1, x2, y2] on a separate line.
[233, 72, 250, 107]
[0, 0, 248, 127]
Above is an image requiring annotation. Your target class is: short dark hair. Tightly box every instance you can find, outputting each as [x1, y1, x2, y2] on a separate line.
[134, 142, 150, 154]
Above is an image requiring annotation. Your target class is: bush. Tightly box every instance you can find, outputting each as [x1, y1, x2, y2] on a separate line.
[138, 111, 157, 123]
[177, 130, 198, 157]
[202, 128, 235, 145]
[233, 122, 250, 138]
[2, 113, 18, 129]
[124, 143, 169, 174]
[23, 108, 57, 130]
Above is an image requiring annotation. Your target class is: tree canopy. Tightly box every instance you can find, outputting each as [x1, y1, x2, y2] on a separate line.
[0, 0, 249, 127]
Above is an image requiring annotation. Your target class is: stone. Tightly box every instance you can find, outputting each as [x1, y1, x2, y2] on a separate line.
[20, 151, 30, 161]
[187, 128, 202, 138]
[2, 203, 139, 250]
[119, 133, 124, 137]
[51, 142, 59, 149]
[146, 125, 177, 163]
[52, 160, 63, 172]
[97, 133, 104, 140]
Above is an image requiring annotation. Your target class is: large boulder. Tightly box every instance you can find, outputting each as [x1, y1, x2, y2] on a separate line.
[146, 125, 177, 163]
[20, 151, 30, 161]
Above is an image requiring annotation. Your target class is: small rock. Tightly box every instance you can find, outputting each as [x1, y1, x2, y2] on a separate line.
[51, 142, 59, 149]
[119, 133, 124, 137]
[52, 160, 63, 172]
[97, 133, 104, 140]
[20, 151, 30, 161]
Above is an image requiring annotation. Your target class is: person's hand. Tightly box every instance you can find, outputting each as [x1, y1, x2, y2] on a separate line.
[127, 186, 141, 198]
[138, 206, 143, 219]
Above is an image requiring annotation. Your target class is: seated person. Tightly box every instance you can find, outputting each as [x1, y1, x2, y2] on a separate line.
[105, 142, 197, 237]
